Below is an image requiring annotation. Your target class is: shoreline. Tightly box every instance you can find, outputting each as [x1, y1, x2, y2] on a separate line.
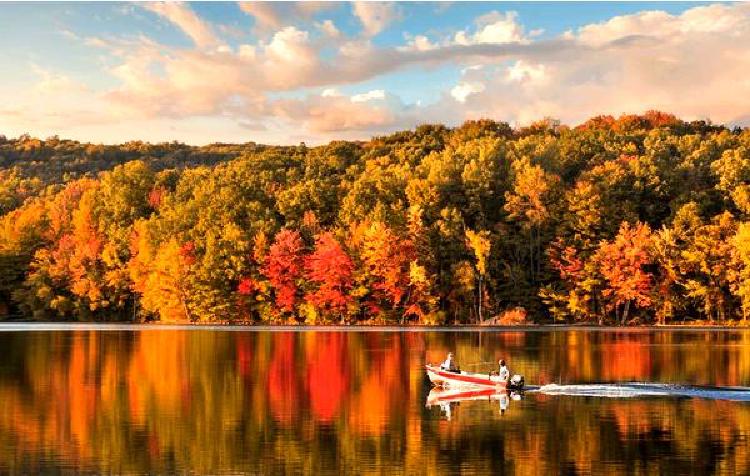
[1, 322, 750, 332]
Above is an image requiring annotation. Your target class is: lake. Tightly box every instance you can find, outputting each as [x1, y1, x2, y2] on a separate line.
[1, 326, 749, 474]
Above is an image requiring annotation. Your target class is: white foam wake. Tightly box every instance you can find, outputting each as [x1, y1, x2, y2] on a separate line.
[533, 383, 750, 401]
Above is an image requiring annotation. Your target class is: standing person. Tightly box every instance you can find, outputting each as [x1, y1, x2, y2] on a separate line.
[498, 359, 510, 383]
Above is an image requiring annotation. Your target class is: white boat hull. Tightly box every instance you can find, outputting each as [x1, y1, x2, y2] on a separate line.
[425, 364, 508, 389]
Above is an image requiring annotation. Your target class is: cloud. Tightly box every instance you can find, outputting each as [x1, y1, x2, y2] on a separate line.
[575, 4, 747, 46]
[143, 2, 219, 48]
[351, 89, 386, 103]
[31, 65, 89, 96]
[352, 2, 402, 36]
[271, 89, 413, 135]
[399, 35, 437, 52]
[5, 2, 750, 145]
[316, 19, 341, 38]
[451, 81, 485, 103]
[506, 60, 547, 83]
[238, 2, 335, 33]
[0, 66, 111, 136]
[400, 10, 527, 51]
[438, 3, 750, 127]
[455, 11, 527, 45]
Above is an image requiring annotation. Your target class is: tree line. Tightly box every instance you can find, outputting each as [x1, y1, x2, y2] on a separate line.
[1, 111, 749, 324]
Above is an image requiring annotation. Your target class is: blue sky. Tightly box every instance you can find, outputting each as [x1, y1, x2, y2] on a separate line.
[0, 2, 746, 144]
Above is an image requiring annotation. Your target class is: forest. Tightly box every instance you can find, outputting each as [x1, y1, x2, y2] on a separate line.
[1, 111, 750, 325]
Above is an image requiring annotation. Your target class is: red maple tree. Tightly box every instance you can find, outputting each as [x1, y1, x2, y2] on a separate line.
[304, 232, 353, 316]
[263, 229, 304, 312]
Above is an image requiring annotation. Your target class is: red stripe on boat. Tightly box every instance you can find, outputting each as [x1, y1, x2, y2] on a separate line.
[426, 365, 506, 388]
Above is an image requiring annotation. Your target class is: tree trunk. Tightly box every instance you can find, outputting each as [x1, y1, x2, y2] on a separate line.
[529, 233, 534, 285]
[621, 300, 631, 325]
[180, 292, 192, 322]
[478, 274, 483, 323]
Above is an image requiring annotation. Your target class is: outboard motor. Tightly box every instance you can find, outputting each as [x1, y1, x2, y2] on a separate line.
[509, 374, 524, 390]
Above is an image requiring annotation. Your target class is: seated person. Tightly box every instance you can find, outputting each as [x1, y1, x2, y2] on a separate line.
[440, 352, 459, 372]
[498, 359, 510, 383]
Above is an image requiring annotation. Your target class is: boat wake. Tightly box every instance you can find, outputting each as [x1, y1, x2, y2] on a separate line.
[531, 383, 750, 401]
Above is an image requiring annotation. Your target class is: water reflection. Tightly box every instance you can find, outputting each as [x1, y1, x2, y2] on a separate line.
[0, 329, 749, 474]
[425, 388, 525, 420]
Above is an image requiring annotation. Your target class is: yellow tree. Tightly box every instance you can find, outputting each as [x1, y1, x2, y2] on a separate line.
[678, 207, 737, 322]
[503, 156, 559, 286]
[465, 229, 491, 322]
[129, 223, 194, 322]
[731, 223, 750, 321]
[359, 222, 414, 321]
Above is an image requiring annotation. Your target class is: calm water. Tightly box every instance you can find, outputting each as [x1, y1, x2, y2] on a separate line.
[1, 327, 750, 475]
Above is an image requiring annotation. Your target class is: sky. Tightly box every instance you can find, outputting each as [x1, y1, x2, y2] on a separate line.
[0, 1, 748, 145]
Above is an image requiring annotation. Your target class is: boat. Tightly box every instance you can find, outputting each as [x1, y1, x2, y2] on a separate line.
[425, 364, 525, 390]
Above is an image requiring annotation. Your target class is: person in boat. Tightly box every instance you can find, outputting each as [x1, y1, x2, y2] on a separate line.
[498, 359, 510, 384]
[441, 352, 459, 372]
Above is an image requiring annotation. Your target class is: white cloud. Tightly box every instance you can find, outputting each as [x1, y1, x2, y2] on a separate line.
[576, 4, 747, 46]
[352, 2, 402, 37]
[238, 2, 334, 33]
[451, 82, 485, 103]
[399, 35, 437, 52]
[31, 65, 89, 96]
[143, 2, 219, 48]
[338, 39, 373, 58]
[399, 10, 527, 51]
[506, 60, 546, 83]
[271, 89, 412, 135]
[238, 44, 256, 59]
[455, 11, 527, 45]
[317, 19, 341, 38]
[267, 27, 311, 63]
[351, 89, 386, 103]
[441, 3, 750, 127]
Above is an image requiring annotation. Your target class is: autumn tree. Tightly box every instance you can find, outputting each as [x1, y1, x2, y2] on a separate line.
[357, 222, 414, 321]
[263, 229, 305, 316]
[674, 205, 738, 321]
[304, 232, 354, 322]
[129, 225, 196, 322]
[731, 223, 750, 321]
[465, 229, 491, 323]
[595, 222, 655, 325]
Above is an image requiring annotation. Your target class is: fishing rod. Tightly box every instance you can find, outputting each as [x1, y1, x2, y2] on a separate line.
[461, 361, 497, 368]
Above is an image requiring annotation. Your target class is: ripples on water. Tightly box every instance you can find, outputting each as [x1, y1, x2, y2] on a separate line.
[0, 327, 749, 474]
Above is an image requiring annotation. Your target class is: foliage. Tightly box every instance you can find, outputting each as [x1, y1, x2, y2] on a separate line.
[1, 112, 750, 323]
[304, 232, 354, 321]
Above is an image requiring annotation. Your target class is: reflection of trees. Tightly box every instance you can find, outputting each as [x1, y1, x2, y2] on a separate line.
[0, 330, 750, 473]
